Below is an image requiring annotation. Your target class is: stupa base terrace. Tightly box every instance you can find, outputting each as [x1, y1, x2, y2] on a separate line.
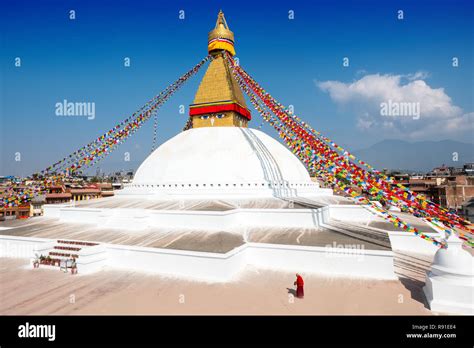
[0, 195, 444, 282]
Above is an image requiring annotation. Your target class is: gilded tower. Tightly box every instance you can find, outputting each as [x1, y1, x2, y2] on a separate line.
[189, 10, 251, 128]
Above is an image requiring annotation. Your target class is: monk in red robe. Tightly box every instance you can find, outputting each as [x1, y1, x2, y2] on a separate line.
[294, 273, 304, 298]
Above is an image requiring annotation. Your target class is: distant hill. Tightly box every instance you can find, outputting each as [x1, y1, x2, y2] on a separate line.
[353, 140, 474, 172]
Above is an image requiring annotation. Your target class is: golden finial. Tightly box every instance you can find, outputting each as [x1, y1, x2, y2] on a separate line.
[216, 9, 229, 29]
[208, 10, 235, 56]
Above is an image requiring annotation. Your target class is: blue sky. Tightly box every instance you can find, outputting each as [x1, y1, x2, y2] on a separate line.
[1, 0, 473, 176]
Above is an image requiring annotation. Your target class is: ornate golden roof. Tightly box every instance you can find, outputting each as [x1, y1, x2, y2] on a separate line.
[208, 10, 235, 43]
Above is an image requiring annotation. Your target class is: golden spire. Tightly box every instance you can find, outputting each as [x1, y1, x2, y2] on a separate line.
[207, 10, 236, 56]
[188, 10, 250, 129]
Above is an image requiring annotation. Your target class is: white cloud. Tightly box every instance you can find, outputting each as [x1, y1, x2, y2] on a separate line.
[405, 71, 430, 81]
[316, 73, 473, 140]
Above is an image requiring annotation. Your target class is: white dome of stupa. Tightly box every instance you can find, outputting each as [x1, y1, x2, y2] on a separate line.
[121, 127, 327, 198]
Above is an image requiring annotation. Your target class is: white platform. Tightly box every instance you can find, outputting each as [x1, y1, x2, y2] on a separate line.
[42, 202, 442, 254]
[0, 235, 396, 282]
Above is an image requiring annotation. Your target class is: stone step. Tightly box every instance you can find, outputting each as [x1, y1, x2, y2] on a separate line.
[57, 239, 99, 247]
[53, 245, 82, 252]
[34, 239, 107, 274]
[48, 251, 79, 259]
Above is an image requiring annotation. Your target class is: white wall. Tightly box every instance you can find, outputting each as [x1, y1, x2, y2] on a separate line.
[105, 243, 247, 282]
[388, 231, 439, 256]
[245, 242, 396, 280]
[43, 203, 73, 218]
[326, 205, 375, 223]
[46, 206, 324, 230]
[60, 207, 104, 224]
[105, 242, 395, 282]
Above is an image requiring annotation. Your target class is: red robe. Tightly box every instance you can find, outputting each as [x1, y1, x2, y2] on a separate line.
[294, 275, 304, 298]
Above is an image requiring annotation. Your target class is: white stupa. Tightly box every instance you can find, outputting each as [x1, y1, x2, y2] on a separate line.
[121, 127, 329, 199]
[119, 11, 331, 200]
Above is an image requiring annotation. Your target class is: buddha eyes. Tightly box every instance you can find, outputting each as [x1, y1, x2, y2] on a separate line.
[200, 114, 225, 120]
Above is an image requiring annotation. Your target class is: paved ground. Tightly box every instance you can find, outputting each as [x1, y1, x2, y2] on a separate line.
[0, 251, 433, 315]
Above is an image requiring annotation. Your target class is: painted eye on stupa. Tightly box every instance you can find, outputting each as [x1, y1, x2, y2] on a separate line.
[200, 115, 209, 120]
[216, 114, 225, 119]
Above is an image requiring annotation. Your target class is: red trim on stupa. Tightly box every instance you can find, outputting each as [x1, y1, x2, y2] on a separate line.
[189, 103, 251, 120]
